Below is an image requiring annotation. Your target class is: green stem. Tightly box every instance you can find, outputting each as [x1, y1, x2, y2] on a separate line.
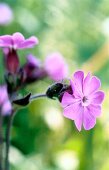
[79, 130, 94, 170]
[5, 111, 15, 170]
[30, 93, 47, 101]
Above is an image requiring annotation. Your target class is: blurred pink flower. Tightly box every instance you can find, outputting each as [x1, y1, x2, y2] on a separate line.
[0, 86, 12, 115]
[26, 54, 41, 67]
[61, 71, 104, 131]
[0, 32, 38, 49]
[0, 3, 13, 25]
[23, 54, 46, 84]
[45, 52, 68, 81]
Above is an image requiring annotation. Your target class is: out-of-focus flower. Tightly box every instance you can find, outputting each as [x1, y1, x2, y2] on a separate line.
[26, 54, 41, 67]
[0, 86, 12, 115]
[45, 52, 68, 81]
[0, 3, 13, 25]
[22, 54, 46, 84]
[0, 32, 38, 50]
[61, 71, 105, 131]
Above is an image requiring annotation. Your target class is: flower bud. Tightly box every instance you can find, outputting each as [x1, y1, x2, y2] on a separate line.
[4, 48, 19, 74]
[46, 82, 70, 100]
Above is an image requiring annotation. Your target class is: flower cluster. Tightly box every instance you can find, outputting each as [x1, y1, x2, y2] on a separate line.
[0, 31, 105, 170]
[0, 32, 105, 131]
[0, 32, 68, 114]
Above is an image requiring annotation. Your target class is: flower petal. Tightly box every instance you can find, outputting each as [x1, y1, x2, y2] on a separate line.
[0, 86, 8, 103]
[73, 71, 84, 91]
[61, 92, 78, 107]
[12, 32, 25, 48]
[63, 102, 83, 123]
[74, 106, 83, 131]
[90, 91, 105, 105]
[83, 107, 96, 130]
[0, 35, 12, 47]
[45, 52, 68, 81]
[71, 71, 84, 98]
[83, 72, 91, 95]
[27, 54, 41, 67]
[87, 104, 101, 117]
[84, 76, 101, 95]
[2, 101, 12, 115]
[18, 36, 39, 49]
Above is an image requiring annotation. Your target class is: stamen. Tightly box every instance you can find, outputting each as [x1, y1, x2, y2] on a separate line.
[82, 96, 87, 103]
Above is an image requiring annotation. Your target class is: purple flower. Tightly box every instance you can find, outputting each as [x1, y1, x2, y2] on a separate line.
[26, 54, 41, 67]
[23, 54, 46, 84]
[0, 32, 38, 50]
[0, 3, 13, 25]
[45, 52, 68, 81]
[0, 86, 12, 115]
[61, 71, 105, 131]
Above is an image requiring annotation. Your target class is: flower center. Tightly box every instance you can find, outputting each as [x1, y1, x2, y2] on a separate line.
[82, 96, 89, 106]
[82, 96, 87, 103]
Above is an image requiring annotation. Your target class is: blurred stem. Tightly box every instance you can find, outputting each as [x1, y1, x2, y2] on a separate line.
[0, 114, 3, 170]
[5, 111, 15, 170]
[30, 93, 47, 101]
[79, 130, 94, 170]
[86, 130, 94, 170]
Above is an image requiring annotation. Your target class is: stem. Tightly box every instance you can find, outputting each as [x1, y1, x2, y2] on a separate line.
[5, 111, 15, 170]
[4, 93, 46, 169]
[30, 93, 47, 101]
[0, 114, 3, 170]
[79, 130, 94, 170]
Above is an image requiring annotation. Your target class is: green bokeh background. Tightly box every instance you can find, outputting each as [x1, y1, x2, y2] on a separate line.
[0, 0, 109, 170]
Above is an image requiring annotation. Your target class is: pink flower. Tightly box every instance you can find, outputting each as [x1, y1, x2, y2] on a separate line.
[26, 54, 41, 67]
[0, 86, 12, 115]
[0, 32, 38, 50]
[61, 71, 105, 131]
[0, 3, 13, 25]
[45, 52, 68, 81]
[23, 54, 46, 84]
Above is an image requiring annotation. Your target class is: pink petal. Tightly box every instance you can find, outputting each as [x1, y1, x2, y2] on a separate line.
[0, 35, 12, 47]
[84, 76, 101, 95]
[63, 102, 83, 124]
[74, 106, 83, 131]
[87, 104, 101, 117]
[83, 107, 96, 130]
[45, 52, 68, 81]
[0, 86, 8, 104]
[2, 101, 12, 115]
[18, 36, 39, 49]
[71, 71, 84, 98]
[0, 3, 13, 25]
[83, 72, 91, 95]
[27, 54, 41, 67]
[12, 32, 25, 48]
[61, 92, 79, 107]
[90, 91, 105, 105]
[70, 80, 81, 98]
[73, 71, 84, 91]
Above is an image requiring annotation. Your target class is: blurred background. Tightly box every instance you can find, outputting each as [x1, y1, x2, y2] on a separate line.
[0, 0, 109, 169]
